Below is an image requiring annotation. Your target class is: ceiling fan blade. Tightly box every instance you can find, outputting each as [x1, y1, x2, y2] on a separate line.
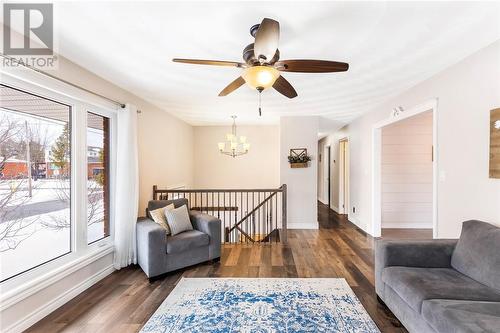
[254, 18, 280, 63]
[173, 58, 245, 68]
[219, 76, 245, 96]
[275, 60, 349, 73]
[272, 75, 297, 99]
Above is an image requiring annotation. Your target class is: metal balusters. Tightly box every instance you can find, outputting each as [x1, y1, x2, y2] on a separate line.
[151, 185, 287, 244]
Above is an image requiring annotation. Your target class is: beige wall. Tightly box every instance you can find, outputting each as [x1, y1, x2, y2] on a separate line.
[381, 111, 433, 228]
[329, 40, 500, 238]
[280, 117, 319, 229]
[193, 126, 279, 189]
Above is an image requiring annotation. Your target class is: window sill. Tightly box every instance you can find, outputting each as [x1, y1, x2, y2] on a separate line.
[0, 244, 114, 311]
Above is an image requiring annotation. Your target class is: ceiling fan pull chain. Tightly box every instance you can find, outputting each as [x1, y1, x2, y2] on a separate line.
[258, 89, 262, 116]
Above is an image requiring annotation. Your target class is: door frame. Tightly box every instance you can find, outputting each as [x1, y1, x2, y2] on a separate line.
[338, 138, 349, 215]
[371, 98, 439, 237]
[327, 145, 331, 207]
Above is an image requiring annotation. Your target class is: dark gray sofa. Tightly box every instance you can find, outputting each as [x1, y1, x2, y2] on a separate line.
[137, 198, 221, 279]
[376, 220, 500, 333]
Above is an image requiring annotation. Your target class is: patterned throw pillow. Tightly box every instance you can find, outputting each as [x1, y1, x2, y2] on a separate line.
[149, 203, 175, 234]
[165, 205, 193, 236]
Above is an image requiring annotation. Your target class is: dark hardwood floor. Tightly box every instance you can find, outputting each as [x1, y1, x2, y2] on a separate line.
[27, 202, 413, 333]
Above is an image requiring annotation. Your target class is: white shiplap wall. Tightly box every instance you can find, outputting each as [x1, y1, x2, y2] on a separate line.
[381, 111, 433, 228]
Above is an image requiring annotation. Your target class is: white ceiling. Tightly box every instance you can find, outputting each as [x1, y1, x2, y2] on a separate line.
[33, 2, 500, 129]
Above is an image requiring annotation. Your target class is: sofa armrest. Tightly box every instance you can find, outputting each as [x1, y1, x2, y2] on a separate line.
[375, 239, 457, 298]
[189, 210, 221, 259]
[136, 217, 167, 277]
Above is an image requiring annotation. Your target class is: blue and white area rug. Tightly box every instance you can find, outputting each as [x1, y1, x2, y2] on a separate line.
[140, 278, 380, 333]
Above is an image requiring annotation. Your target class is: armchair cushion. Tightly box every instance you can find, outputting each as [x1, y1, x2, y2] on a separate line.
[382, 267, 500, 313]
[167, 230, 209, 254]
[147, 198, 188, 218]
[149, 204, 174, 234]
[165, 205, 193, 236]
[451, 220, 500, 290]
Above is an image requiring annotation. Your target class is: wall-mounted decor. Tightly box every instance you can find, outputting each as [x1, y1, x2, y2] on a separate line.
[288, 148, 311, 168]
[490, 108, 500, 179]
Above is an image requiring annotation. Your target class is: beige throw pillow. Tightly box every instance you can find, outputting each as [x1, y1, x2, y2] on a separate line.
[149, 204, 175, 234]
[165, 205, 193, 236]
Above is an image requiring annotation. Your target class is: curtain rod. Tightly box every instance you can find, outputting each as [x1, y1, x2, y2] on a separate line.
[1, 53, 129, 109]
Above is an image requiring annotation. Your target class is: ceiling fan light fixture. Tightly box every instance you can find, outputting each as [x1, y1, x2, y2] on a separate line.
[242, 66, 280, 90]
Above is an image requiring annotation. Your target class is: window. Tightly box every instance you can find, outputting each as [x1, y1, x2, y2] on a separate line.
[0, 78, 115, 284]
[0, 84, 72, 282]
[87, 112, 110, 244]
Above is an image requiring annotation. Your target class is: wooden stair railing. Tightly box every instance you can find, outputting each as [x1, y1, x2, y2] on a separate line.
[152, 184, 287, 244]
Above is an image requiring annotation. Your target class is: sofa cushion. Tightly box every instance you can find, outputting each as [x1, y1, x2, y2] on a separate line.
[422, 299, 500, 333]
[382, 267, 500, 313]
[451, 220, 500, 291]
[166, 230, 209, 254]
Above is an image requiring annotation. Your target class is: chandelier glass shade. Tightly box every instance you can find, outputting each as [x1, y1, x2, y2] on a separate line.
[242, 66, 280, 90]
[218, 116, 250, 158]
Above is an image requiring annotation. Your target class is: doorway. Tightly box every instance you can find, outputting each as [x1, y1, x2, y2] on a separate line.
[372, 99, 438, 238]
[339, 138, 349, 215]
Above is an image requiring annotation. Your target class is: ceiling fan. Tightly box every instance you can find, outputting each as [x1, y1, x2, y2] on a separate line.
[173, 18, 349, 100]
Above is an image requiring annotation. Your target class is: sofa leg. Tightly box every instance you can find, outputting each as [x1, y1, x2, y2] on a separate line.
[211, 257, 221, 264]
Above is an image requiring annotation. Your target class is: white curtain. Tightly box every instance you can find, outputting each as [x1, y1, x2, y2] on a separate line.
[113, 104, 139, 269]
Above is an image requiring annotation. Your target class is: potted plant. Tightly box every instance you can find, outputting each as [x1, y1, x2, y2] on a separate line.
[288, 148, 311, 168]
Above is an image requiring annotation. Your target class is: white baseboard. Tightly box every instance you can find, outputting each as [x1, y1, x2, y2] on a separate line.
[288, 221, 319, 229]
[382, 222, 433, 229]
[317, 197, 327, 205]
[4, 265, 115, 333]
[348, 215, 361, 227]
[348, 215, 372, 235]
[330, 206, 339, 213]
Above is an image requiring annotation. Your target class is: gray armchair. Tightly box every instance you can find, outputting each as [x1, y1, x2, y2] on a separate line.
[136, 198, 221, 280]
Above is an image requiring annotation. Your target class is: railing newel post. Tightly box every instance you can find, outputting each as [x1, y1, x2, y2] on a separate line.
[281, 184, 287, 244]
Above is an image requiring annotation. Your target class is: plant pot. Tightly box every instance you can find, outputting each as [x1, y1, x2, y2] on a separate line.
[290, 162, 308, 168]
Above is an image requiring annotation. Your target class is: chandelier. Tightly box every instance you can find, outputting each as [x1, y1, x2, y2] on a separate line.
[218, 116, 250, 158]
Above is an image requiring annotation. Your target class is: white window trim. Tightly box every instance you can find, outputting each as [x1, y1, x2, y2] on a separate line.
[0, 71, 119, 308]
[0, 244, 113, 311]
